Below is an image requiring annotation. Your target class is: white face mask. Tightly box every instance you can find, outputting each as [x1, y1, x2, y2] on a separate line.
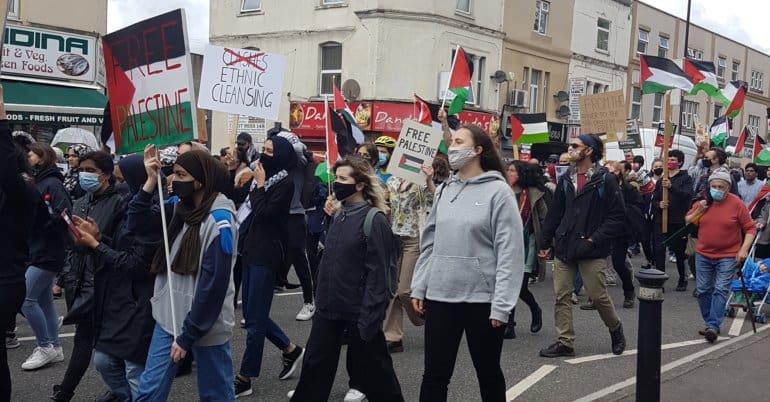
[448, 147, 477, 170]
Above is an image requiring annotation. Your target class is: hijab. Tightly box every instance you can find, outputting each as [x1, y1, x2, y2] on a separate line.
[150, 150, 229, 275]
[261, 136, 297, 191]
[63, 144, 92, 193]
[117, 154, 147, 196]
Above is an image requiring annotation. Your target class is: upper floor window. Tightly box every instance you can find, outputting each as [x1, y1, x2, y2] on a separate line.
[529, 69, 541, 111]
[596, 18, 610, 52]
[687, 47, 703, 60]
[534, 1, 549, 35]
[456, 0, 472, 14]
[732, 61, 740, 81]
[657, 36, 668, 58]
[631, 87, 642, 120]
[637, 30, 649, 55]
[319, 42, 342, 96]
[681, 100, 699, 129]
[748, 114, 762, 137]
[717, 57, 726, 79]
[750, 70, 764, 92]
[241, 0, 261, 12]
[652, 93, 663, 124]
[7, 0, 19, 19]
[323, 0, 345, 4]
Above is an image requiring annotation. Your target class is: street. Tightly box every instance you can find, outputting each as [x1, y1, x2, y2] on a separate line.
[7, 254, 768, 401]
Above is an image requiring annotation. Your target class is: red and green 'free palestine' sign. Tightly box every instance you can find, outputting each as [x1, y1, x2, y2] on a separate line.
[102, 9, 197, 155]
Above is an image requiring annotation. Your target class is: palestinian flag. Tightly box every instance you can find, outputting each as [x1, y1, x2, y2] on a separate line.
[446, 46, 472, 115]
[415, 93, 460, 154]
[414, 94, 433, 125]
[324, 97, 339, 166]
[510, 113, 548, 144]
[726, 126, 748, 155]
[398, 154, 423, 174]
[640, 55, 694, 94]
[710, 117, 729, 148]
[683, 59, 725, 102]
[721, 80, 747, 118]
[748, 179, 770, 213]
[753, 131, 766, 160]
[332, 83, 364, 144]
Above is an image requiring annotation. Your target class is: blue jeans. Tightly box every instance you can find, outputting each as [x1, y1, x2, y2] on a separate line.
[135, 324, 235, 402]
[240, 264, 291, 378]
[695, 254, 736, 332]
[21, 266, 59, 348]
[574, 272, 583, 295]
[93, 350, 144, 402]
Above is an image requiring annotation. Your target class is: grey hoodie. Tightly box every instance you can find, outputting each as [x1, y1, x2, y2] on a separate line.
[411, 171, 524, 323]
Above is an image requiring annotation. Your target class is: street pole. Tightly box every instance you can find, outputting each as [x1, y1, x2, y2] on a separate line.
[635, 268, 669, 402]
[677, 0, 692, 140]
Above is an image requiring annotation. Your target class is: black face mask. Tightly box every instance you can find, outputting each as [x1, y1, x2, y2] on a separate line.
[172, 180, 196, 200]
[653, 168, 663, 176]
[333, 182, 358, 201]
[702, 158, 712, 168]
[260, 154, 276, 169]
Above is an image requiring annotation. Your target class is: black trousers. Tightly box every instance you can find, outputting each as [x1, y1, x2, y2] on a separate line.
[654, 222, 688, 283]
[0, 283, 25, 402]
[306, 231, 322, 294]
[233, 255, 243, 310]
[281, 214, 313, 303]
[291, 315, 403, 402]
[421, 301, 506, 402]
[59, 320, 95, 395]
[641, 215, 655, 264]
[610, 238, 635, 294]
[510, 272, 538, 322]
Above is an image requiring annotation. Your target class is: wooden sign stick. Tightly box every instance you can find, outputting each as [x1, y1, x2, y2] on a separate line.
[661, 92, 672, 233]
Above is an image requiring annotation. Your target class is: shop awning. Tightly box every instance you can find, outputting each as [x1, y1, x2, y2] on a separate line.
[2, 80, 107, 125]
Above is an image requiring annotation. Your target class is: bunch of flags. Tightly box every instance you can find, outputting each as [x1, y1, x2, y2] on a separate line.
[324, 83, 365, 170]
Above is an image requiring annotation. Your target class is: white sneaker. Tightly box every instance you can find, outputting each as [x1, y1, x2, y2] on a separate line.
[58, 316, 63, 329]
[669, 255, 677, 263]
[344, 388, 366, 402]
[287, 390, 295, 399]
[295, 303, 316, 321]
[21, 346, 57, 370]
[53, 346, 64, 362]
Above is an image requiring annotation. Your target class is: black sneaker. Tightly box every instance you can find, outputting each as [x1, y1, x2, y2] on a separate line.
[234, 376, 252, 398]
[95, 390, 119, 402]
[386, 340, 404, 353]
[580, 300, 596, 310]
[539, 342, 575, 358]
[279, 346, 304, 380]
[503, 322, 516, 339]
[623, 291, 635, 309]
[610, 323, 626, 355]
[704, 328, 718, 343]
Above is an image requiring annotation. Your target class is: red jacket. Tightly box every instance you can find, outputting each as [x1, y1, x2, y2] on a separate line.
[691, 193, 757, 259]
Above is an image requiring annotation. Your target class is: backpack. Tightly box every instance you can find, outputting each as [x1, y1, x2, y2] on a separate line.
[300, 155, 319, 209]
[363, 207, 402, 300]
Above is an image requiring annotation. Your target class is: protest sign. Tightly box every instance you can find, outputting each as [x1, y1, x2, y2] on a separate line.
[198, 45, 286, 121]
[386, 119, 443, 184]
[102, 9, 197, 155]
[654, 122, 677, 148]
[579, 90, 625, 142]
[567, 78, 586, 125]
[619, 119, 642, 150]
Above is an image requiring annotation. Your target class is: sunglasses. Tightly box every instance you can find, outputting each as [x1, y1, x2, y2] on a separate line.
[569, 144, 585, 149]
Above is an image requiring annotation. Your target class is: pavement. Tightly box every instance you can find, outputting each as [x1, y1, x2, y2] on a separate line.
[6, 252, 770, 401]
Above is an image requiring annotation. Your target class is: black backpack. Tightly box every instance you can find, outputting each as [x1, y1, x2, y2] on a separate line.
[300, 154, 319, 209]
[363, 208, 402, 300]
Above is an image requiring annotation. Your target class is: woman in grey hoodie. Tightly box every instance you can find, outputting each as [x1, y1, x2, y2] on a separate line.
[411, 125, 524, 402]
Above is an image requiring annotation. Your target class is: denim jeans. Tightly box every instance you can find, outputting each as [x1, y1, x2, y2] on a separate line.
[695, 254, 736, 332]
[135, 324, 235, 402]
[21, 266, 59, 348]
[93, 350, 144, 402]
[239, 264, 291, 378]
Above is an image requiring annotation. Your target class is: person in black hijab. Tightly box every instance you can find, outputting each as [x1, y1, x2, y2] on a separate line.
[234, 136, 305, 397]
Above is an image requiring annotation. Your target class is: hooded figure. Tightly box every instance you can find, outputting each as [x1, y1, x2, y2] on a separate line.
[63, 144, 92, 199]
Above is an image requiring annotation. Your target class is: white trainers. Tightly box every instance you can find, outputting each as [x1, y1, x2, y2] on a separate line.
[287, 390, 295, 399]
[54, 346, 64, 362]
[344, 388, 366, 402]
[21, 346, 57, 370]
[295, 303, 316, 321]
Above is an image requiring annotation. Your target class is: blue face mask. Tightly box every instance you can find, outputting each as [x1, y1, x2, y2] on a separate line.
[710, 188, 726, 202]
[79, 172, 102, 193]
[378, 153, 388, 167]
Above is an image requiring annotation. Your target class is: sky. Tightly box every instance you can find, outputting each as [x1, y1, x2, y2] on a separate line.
[107, 0, 770, 54]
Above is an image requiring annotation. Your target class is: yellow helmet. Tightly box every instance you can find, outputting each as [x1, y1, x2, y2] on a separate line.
[374, 135, 396, 149]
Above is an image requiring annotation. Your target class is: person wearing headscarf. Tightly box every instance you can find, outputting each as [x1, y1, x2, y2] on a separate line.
[234, 136, 305, 398]
[132, 148, 238, 401]
[63, 144, 92, 200]
[69, 154, 159, 402]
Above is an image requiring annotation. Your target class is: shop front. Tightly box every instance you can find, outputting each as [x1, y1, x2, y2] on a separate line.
[289, 100, 500, 151]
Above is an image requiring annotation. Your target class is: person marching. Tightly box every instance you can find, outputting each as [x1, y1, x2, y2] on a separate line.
[374, 136, 396, 184]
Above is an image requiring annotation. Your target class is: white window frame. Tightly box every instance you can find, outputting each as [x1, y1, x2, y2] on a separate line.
[714, 104, 722, 120]
[534, 1, 549, 35]
[596, 18, 610, 52]
[319, 42, 342, 96]
[657, 36, 668, 58]
[687, 48, 703, 60]
[631, 87, 642, 120]
[732, 61, 740, 81]
[748, 115, 761, 138]
[751, 70, 764, 91]
[456, 0, 472, 14]
[240, 0, 262, 12]
[652, 93, 663, 124]
[529, 69, 541, 112]
[7, 0, 19, 19]
[322, 0, 344, 4]
[717, 57, 726, 79]
[681, 100, 699, 129]
[637, 30, 649, 55]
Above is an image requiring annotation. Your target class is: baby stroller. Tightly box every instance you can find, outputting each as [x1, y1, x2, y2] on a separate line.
[725, 237, 770, 325]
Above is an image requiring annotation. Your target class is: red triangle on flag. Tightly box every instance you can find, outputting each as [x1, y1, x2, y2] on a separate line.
[734, 126, 748, 154]
[324, 97, 339, 164]
[510, 114, 525, 143]
[333, 83, 346, 112]
[414, 94, 432, 125]
[448, 47, 471, 89]
[640, 55, 652, 85]
[102, 42, 136, 151]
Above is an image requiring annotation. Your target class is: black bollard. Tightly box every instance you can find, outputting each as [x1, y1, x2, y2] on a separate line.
[635, 268, 668, 402]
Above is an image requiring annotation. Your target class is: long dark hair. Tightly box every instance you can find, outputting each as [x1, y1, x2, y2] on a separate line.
[463, 124, 506, 179]
[355, 143, 379, 170]
[28, 143, 58, 170]
[333, 156, 388, 211]
[511, 160, 549, 192]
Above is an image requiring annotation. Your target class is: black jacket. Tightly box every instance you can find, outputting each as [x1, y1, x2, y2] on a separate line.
[93, 217, 158, 364]
[652, 170, 694, 224]
[0, 120, 40, 286]
[241, 175, 294, 270]
[27, 166, 72, 272]
[620, 179, 645, 241]
[62, 185, 126, 324]
[315, 202, 392, 341]
[541, 166, 625, 262]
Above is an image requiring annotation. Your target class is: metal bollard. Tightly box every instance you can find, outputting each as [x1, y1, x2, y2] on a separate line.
[635, 268, 669, 402]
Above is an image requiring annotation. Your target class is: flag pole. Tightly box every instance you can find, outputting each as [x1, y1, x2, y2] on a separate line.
[662, 92, 672, 233]
[413, 92, 417, 120]
[513, 142, 520, 160]
[324, 94, 332, 194]
[441, 45, 460, 111]
[157, 170, 177, 338]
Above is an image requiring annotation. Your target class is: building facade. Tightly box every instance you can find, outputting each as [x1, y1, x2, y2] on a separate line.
[627, 1, 770, 154]
[209, 0, 506, 151]
[2, 0, 108, 143]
